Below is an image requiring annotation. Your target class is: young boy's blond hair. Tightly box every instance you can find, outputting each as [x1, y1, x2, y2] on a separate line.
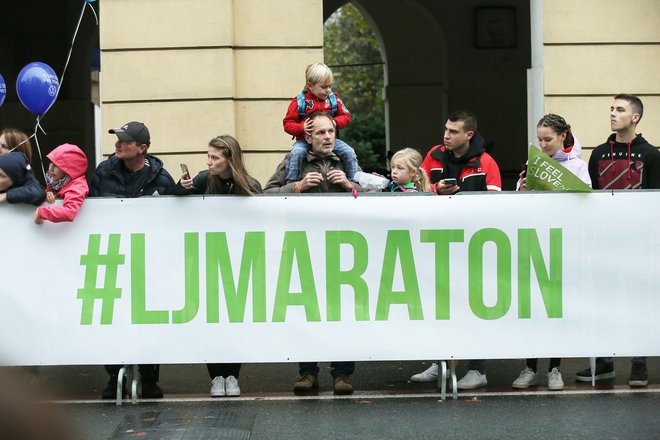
[303, 63, 333, 91]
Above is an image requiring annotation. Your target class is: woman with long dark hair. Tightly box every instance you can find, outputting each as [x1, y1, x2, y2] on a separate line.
[174, 134, 261, 397]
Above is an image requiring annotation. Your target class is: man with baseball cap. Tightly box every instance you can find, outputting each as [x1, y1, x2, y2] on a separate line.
[90, 121, 174, 198]
[90, 121, 174, 399]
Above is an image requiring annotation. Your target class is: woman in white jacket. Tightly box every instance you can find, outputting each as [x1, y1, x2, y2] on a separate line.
[513, 114, 591, 391]
[518, 113, 592, 190]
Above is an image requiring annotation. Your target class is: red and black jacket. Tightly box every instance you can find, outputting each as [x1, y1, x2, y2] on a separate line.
[420, 132, 502, 193]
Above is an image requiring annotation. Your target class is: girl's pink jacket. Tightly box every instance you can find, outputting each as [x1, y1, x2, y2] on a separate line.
[37, 144, 89, 223]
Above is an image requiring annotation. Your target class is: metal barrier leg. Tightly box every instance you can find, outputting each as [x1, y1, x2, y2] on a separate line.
[116, 366, 127, 407]
[439, 361, 447, 401]
[131, 365, 140, 404]
[590, 357, 596, 387]
[450, 360, 458, 400]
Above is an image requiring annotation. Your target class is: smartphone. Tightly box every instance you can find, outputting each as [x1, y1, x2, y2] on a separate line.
[443, 178, 457, 186]
[180, 163, 190, 180]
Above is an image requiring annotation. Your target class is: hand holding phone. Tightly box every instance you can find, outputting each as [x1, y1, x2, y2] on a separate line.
[180, 163, 190, 180]
[442, 178, 457, 186]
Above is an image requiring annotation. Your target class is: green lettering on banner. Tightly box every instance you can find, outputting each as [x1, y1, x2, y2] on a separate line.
[325, 231, 370, 321]
[171, 233, 200, 324]
[420, 229, 465, 320]
[77, 234, 125, 325]
[375, 230, 424, 320]
[131, 234, 169, 324]
[206, 232, 267, 323]
[468, 228, 512, 320]
[518, 228, 563, 318]
[272, 232, 321, 322]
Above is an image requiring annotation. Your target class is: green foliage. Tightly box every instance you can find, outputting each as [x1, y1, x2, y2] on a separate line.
[324, 4, 386, 171]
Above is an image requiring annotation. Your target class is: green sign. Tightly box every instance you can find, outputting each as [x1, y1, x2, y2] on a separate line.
[526, 145, 592, 192]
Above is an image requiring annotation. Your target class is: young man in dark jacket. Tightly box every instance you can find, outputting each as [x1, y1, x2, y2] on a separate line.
[587, 93, 660, 190]
[90, 121, 174, 399]
[413, 111, 501, 390]
[578, 94, 658, 387]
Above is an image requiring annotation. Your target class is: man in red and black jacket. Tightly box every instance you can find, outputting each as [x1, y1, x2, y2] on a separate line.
[420, 110, 501, 195]
[413, 110, 501, 390]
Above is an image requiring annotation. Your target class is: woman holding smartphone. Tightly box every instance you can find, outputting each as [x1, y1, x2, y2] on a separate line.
[174, 134, 262, 397]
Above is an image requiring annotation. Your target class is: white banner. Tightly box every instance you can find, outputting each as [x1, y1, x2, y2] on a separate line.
[1, 192, 659, 366]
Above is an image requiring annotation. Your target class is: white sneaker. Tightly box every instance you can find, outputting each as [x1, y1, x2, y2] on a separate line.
[512, 367, 538, 389]
[210, 376, 225, 397]
[225, 375, 241, 397]
[547, 368, 564, 391]
[457, 370, 487, 390]
[410, 363, 439, 382]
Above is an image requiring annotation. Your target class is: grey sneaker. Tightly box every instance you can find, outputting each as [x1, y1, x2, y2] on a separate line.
[547, 368, 564, 391]
[457, 370, 487, 390]
[210, 376, 225, 397]
[225, 375, 241, 396]
[411, 363, 439, 382]
[512, 367, 538, 389]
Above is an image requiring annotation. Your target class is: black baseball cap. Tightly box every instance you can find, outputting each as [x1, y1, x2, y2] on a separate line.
[108, 121, 150, 145]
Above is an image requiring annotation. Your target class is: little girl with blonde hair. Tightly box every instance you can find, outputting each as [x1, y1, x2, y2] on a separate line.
[387, 148, 430, 192]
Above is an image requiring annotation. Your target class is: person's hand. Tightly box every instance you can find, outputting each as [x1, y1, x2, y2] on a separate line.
[180, 175, 194, 189]
[436, 180, 460, 195]
[519, 169, 528, 191]
[303, 118, 314, 136]
[46, 191, 56, 204]
[33, 209, 44, 225]
[327, 169, 354, 191]
[298, 171, 323, 191]
[0, 193, 6, 203]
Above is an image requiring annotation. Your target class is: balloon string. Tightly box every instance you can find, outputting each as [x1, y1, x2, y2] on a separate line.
[33, 117, 48, 183]
[44, 1, 98, 117]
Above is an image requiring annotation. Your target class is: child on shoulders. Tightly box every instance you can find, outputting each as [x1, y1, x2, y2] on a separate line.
[282, 63, 357, 183]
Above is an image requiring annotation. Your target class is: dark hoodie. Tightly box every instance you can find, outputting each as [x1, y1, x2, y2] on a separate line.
[588, 133, 660, 190]
[0, 152, 46, 206]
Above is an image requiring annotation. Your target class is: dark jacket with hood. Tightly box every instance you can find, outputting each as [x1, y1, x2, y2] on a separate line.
[89, 153, 174, 197]
[1, 152, 46, 206]
[588, 133, 660, 190]
[420, 132, 502, 193]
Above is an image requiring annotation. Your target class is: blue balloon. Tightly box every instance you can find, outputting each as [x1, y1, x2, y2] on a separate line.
[16, 62, 60, 115]
[0, 74, 6, 108]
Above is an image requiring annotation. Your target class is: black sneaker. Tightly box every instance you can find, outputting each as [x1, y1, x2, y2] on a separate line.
[141, 380, 163, 398]
[575, 360, 615, 382]
[101, 376, 127, 399]
[629, 363, 648, 387]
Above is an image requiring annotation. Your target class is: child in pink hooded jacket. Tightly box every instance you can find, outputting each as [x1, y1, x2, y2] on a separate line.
[33, 143, 89, 224]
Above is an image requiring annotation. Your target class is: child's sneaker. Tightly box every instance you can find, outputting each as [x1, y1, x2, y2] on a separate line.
[629, 363, 648, 387]
[575, 360, 615, 382]
[210, 376, 225, 397]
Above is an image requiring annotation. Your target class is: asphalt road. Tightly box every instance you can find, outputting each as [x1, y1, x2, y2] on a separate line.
[3, 358, 659, 439]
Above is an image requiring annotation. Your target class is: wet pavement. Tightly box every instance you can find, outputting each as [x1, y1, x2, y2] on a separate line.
[5, 358, 660, 439]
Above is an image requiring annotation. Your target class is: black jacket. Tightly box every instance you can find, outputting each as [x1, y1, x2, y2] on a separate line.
[89, 154, 175, 197]
[6, 168, 46, 206]
[173, 170, 262, 195]
[588, 133, 660, 190]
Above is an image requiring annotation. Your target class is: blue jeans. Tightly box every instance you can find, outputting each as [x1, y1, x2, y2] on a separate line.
[299, 361, 355, 378]
[285, 138, 358, 183]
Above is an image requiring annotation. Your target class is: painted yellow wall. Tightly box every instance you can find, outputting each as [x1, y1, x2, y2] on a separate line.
[99, 0, 323, 185]
[543, 0, 660, 162]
